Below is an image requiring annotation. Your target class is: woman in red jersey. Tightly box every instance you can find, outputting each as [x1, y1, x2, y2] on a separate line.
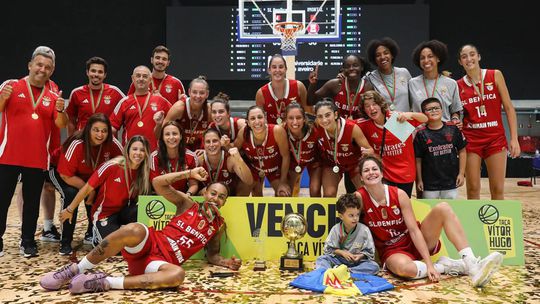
[357, 90, 427, 197]
[162, 76, 211, 152]
[356, 155, 504, 287]
[235, 105, 291, 196]
[314, 99, 373, 197]
[197, 128, 253, 196]
[41, 170, 241, 294]
[255, 54, 308, 124]
[208, 92, 246, 150]
[60, 135, 152, 244]
[456, 44, 520, 200]
[308, 54, 373, 119]
[150, 121, 199, 195]
[53, 113, 123, 254]
[283, 103, 322, 197]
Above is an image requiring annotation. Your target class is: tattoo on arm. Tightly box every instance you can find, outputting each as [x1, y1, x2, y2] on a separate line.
[94, 239, 109, 256]
[139, 275, 154, 288]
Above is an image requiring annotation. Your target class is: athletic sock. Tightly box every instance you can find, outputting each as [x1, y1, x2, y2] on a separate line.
[78, 257, 97, 273]
[458, 247, 477, 271]
[413, 260, 428, 279]
[106, 276, 125, 289]
[43, 219, 54, 231]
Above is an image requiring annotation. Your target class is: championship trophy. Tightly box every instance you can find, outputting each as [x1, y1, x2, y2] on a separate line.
[280, 213, 307, 271]
[253, 228, 266, 271]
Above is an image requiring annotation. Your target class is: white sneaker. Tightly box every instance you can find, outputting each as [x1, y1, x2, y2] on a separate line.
[434, 256, 466, 276]
[468, 252, 503, 287]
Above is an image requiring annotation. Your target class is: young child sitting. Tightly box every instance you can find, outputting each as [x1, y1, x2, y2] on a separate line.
[414, 97, 467, 199]
[315, 193, 379, 274]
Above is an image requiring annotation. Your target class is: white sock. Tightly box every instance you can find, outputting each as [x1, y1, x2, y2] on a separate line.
[43, 219, 54, 231]
[78, 257, 97, 273]
[433, 263, 445, 274]
[459, 247, 477, 270]
[106, 276, 124, 289]
[413, 260, 428, 279]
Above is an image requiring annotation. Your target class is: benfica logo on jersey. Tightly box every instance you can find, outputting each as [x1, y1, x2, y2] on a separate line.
[198, 219, 206, 230]
[485, 82, 494, 91]
[391, 205, 400, 215]
[104, 95, 111, 104]
[341, 144, 349, 152]
[165, 84, 172, 93]
[445, 132, 453, 143]
[151, 103, 158, 111]
[222, 170, 229, 178]
[307, 142, 314, 149]
[42, 96, 51, 107]
[268, 146, 275, 154]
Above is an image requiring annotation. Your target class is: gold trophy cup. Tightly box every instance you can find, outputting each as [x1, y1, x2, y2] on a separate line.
[280, 213, 307, 271]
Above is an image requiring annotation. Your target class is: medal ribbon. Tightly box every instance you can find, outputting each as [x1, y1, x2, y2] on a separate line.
[378, 69, 396, 103]
[250, 126, 268, 174]
[187, 99, 202, 142]
[90, 145, 103, 170]
[25, 79, 46, 113]
[422, 74, 440, 98]
[89, 84, 104, 113]
[269, 81, 288, 122]
[167, 158, 179, 173]
[200, 201, 219, 222]
[204, 150, 224, 183]
[287, 129, 304, 166]
[468, 70, 485, 106]
[325, 119, 340, 166]
[151, 74, 167, 93]
[345, 78, 364, 118]
[339, 222, 356, 249]
[134, 93, 151, 120]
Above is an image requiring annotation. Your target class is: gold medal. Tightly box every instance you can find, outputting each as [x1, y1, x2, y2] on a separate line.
[137, 121, 144, 127]
[295, 165, 302, 173]
[258, 170, 265, 178]
[31, 113, 39, 120]
[332, 166, 339, 173]
[389, 104, 396, 111]
[381, 208, 388, 219]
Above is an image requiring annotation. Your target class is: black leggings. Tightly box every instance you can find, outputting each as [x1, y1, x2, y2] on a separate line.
[0, 164, 45, 242]
[48, 169, 93, 245]
[383, 180, 414, 198]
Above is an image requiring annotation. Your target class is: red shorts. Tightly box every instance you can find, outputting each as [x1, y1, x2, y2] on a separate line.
[121, 225, 170, 276]
[378, 224, 441, 264]
[466, 134, 507, 159]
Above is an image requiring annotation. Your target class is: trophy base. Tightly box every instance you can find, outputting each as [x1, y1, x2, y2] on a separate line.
[280, 256, 303, 271]
[253, 260, 267, 271]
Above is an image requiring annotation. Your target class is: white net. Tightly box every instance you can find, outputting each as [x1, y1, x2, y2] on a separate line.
[275, 22, 304, 52]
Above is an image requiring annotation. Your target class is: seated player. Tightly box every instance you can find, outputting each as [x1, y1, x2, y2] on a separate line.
[40, 167, 241, 294]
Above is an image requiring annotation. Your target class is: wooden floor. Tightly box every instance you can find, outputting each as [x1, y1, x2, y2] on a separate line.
[0, 178, 538, 303]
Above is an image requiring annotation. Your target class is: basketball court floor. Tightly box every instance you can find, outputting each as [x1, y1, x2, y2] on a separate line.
[0, 178, 538, 303]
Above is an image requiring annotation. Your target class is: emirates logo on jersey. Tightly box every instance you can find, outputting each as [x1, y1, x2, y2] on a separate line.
[486, 82, 494, 91]
[104, 96, 111, 105]
[165, 84, 172, 93]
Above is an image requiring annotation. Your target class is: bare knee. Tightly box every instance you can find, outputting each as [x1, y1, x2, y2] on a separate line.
[165, 267, 186, 287]
[388, 261, 416, 278]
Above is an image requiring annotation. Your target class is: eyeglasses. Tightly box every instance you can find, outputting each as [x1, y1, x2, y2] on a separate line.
[424, 106, 442, 113]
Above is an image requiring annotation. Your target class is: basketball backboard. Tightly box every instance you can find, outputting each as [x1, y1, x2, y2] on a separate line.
[238, 0, 341, 44]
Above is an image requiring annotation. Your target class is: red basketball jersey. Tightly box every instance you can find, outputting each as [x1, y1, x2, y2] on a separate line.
[155, 203, 223, 265]
[333, 79, 367, 119]
[177, 98, 210, 151]
[261, 79, 300, 124]
[128, 74, 185, 105]
[457, 69, 505, 142]
[285, 126, 320, 169]
[315, 117, 361, 167]
[208, 117, 242, 143]
[201, 150, 234, 188]
[242, 124, 282, 177]
[149, 149, 198, 191]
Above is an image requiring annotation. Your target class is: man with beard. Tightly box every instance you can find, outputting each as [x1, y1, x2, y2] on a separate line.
[66, 57, 125, 136]
[128, 45, 185, 105]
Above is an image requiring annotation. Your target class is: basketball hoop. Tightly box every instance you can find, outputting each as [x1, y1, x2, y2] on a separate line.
[274, 21, 304, 53]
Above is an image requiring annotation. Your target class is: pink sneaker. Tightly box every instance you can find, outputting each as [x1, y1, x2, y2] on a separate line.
[69, 272, 110, 294]
[40, 263, 79, 290]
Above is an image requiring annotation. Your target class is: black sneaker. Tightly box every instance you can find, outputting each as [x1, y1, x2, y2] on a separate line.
[20, 240, 39, 258]
[41, 226, 61, 242]
[83, 232, 93, 245]
[0, 238, 4, 257]
[59, 243, 73, 256]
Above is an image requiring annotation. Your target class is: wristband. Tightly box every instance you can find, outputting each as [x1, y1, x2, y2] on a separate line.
[186, 191, 193, 196]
